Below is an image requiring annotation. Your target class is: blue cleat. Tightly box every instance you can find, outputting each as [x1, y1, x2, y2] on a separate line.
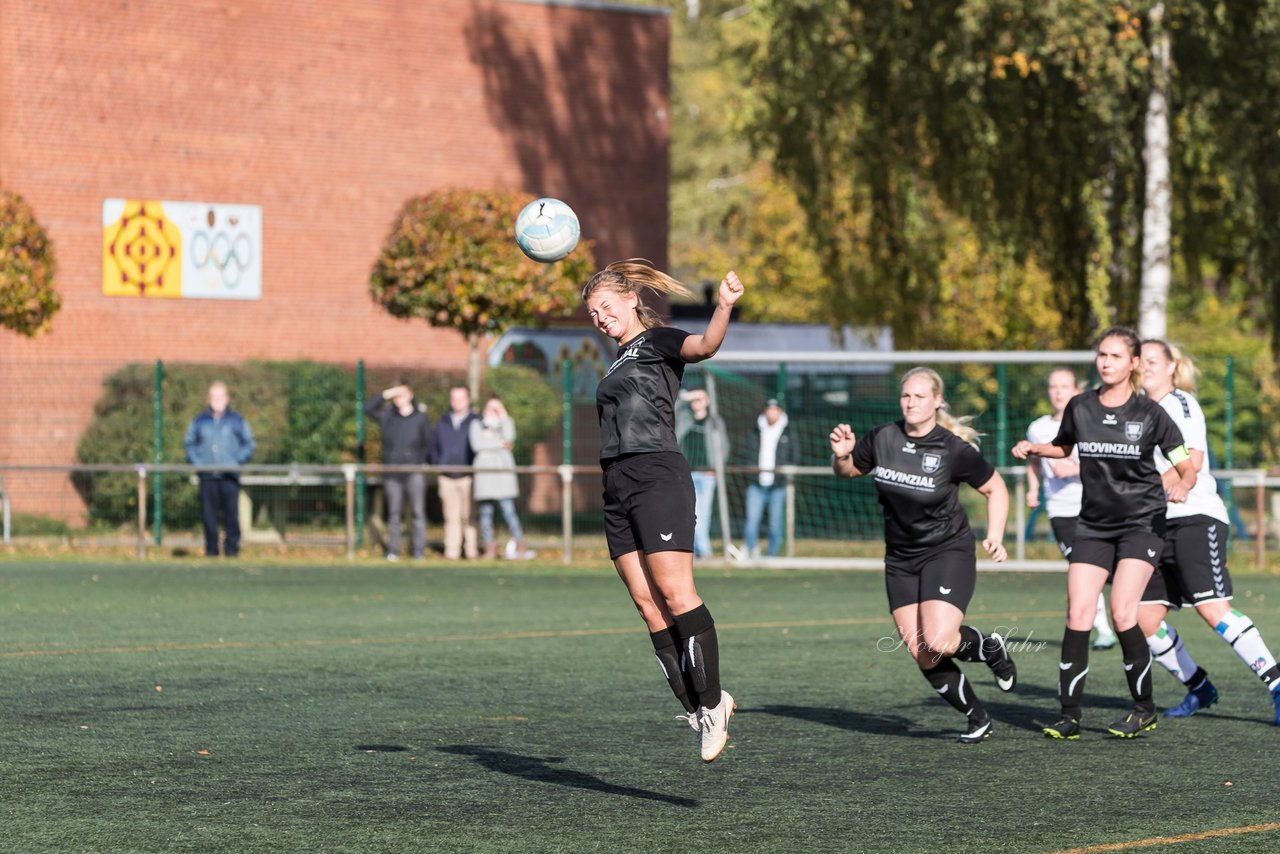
[1272, 686, 1280, 727]
[1164, 678, 1219, 718]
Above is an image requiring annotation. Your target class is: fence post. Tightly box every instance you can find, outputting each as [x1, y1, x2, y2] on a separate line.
[775, 363, 788, 408]
[559, 464, 574, 565]
[355, 360, 366, 549]
[136, 465, 147, 560]
[343, 463, 356, 561]
[1224, 355, 1236, 520]
[784, 468, 796, 558]
[153, 359, 163, 545]
[996, 362, 1008, 470]
[1013, 471, 1026, 561]
[561, 359, 573, 466]
[1254, 470, 1266, 569]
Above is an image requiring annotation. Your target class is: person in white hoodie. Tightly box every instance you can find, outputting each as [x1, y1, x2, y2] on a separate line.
[742, 399, 797, 557]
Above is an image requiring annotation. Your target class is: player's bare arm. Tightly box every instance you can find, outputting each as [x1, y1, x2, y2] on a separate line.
[680, 271, 743, 363]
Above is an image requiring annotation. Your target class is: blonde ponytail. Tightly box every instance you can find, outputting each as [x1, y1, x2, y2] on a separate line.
[581, 259, 694, 330]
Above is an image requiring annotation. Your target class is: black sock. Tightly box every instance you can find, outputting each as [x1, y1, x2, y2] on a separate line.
[953, 625, 986, 662]
[673, 604, 721, 710]
[650, 628, 696, 713]
[1185, 666, 1210, 691]
[921, 659, 986, 721]
[1059, 627, 1091, 721]
[1118, 625, 1155, 713]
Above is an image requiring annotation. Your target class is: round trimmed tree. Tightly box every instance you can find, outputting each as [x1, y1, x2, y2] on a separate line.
[0, 186, 60, 336]
[370, 188, 594, 394]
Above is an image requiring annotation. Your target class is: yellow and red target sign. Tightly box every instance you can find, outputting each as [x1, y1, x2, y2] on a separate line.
[102, 199, 262, 300]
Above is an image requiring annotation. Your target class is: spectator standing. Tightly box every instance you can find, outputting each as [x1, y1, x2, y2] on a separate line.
[433, 386, 480, 560]
[184, 381, 255, 557]
[676, 388, 729, 558]
[365, 382, 432, 560]
[742, 399, 797, 558]
[470, 397, 533, 560]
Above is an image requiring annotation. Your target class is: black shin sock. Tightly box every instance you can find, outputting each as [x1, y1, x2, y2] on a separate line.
[953, 625, 987, 663]
[650, 628, 697, 713]
[674, 604, 722, 710]
[921, 659, 986, 721]
[1118, 625, 1155, 713]
[1059, 627, 1091, 721]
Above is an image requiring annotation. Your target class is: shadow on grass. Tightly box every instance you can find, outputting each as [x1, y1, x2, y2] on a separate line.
[355, 744, 410, 752]
[437, 745, 699, 808]
[753, 705, 937, 739]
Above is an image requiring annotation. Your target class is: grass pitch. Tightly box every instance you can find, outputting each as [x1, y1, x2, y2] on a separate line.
[3, 558, 1280, 853]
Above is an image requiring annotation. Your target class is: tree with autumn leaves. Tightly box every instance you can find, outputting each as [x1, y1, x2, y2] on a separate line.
[0, 186, 60, 337]
[369, 188, 593, 395]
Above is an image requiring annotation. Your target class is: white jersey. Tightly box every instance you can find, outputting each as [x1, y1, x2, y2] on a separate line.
[1026, 414, 1082, 518]
[1153, 389, 1229, 523]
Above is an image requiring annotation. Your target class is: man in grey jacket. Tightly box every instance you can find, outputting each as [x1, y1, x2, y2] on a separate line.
[365, 382, 433, 560]
[676, 388, 730, 558]
[184, 381, 255, 557]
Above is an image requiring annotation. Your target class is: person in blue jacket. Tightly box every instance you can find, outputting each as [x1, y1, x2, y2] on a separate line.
[184, 381, 255, 557]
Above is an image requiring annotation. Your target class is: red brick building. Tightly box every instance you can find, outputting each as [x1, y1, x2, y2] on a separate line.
[0, 0, 669, 518]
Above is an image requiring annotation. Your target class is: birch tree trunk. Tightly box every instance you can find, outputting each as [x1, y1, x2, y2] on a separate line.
[1139, 3, 1172, 339]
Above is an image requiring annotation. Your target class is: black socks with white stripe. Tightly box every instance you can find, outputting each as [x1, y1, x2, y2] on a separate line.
[1058, 627, 1091, 721]
[1118, 625, 1155, 714]
[650, 627, 697, 714]
[922, 659, 985, 722]
[674, 604, 722, 710]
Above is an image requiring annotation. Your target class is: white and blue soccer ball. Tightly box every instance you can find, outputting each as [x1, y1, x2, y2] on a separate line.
[514, 197, 580, 263]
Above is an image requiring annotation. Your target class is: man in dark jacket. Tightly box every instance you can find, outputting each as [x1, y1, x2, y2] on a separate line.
[742, 398, 797, 558]
[366, 382, 433, 560]
[184, 381, 255, 557]
[432, 386, 480, 559]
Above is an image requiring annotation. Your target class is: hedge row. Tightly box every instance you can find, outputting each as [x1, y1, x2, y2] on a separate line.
[74, 361, 559, 526]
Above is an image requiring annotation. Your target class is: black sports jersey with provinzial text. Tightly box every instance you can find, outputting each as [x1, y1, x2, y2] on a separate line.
[1050, 389, 1186, 535]
[851, 421, 995, 557]
[596, 326, 692, 461]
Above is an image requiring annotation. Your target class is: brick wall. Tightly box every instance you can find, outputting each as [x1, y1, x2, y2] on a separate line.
[0, 0, 669, 519]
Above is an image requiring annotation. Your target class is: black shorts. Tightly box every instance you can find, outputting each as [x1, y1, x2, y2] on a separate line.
[1141, 515, 1233, 610]
[883, 534, 977, 613]
[601, 451, 695, 560]
[1050, 515, 1077, 559]
[1070, 523, 1164, 572]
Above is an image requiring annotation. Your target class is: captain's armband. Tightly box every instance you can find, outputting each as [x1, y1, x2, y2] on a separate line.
[1166, 444, 1190, 465]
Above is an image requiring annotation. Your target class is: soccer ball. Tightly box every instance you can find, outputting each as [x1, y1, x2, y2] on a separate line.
[514, 198, 580, 263]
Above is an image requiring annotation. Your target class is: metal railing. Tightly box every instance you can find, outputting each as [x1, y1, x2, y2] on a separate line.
[1, 463, 1273, 568]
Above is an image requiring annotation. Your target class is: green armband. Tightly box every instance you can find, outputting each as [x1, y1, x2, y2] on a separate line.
[1166, 444, 1190, 465]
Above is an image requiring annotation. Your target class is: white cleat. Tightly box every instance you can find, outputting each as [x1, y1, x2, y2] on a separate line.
[676, 711, 699, 737]
[697, 690, 736, 763]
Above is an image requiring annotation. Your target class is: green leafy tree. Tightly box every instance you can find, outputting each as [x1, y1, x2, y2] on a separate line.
[369, 189, 594, 396]
[0, 186, 60, 336]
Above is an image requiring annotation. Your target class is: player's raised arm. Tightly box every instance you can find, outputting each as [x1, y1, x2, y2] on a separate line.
[830, 423, 863, 477]
[681, 271, 743, 363]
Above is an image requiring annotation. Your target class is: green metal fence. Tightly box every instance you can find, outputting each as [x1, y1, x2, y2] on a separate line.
[0, 351, 1269, 562]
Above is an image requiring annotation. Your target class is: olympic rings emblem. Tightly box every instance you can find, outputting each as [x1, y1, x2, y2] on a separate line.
[189, 230, 254, 290]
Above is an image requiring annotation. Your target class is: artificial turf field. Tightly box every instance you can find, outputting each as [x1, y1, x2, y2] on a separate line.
[3, 559, 1280, 853]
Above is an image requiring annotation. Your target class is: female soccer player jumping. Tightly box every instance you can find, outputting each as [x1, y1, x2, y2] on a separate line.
[583, 260, 743, 762]
[1137, 340, 1280, 725]
[1013, 327, 1198, 739]
[830, 367, 1016, 743]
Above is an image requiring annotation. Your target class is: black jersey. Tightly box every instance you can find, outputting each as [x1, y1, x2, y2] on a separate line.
[851, 421, 996, 556]
[596, 326, 692, 461]
[1050, 389, 1187, 534]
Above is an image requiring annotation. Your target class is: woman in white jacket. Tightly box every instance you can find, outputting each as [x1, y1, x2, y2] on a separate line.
[469, 397, 532, 559]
